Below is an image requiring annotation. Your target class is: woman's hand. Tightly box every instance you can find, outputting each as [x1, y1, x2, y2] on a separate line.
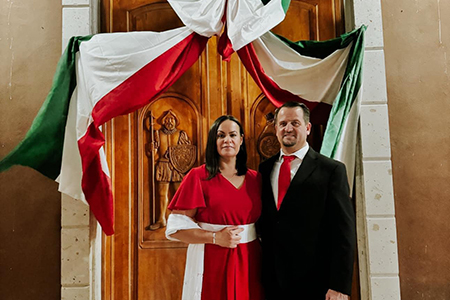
[214, 226, 244, 248]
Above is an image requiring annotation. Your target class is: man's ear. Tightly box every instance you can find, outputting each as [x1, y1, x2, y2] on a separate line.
[306, 122, 312, 135]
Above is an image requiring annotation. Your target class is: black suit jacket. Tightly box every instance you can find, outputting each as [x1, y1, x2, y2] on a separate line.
[258, 148, 356, 300]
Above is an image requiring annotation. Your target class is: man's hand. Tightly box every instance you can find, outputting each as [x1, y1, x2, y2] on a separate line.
[325, 289, 349, 300]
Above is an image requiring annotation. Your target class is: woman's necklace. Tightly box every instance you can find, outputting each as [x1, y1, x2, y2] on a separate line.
[219, 169, 238, 179]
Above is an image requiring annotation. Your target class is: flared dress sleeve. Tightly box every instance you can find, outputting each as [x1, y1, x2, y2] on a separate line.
[168, 166, 207, 210]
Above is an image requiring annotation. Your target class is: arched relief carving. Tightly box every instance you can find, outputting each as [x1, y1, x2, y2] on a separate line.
[128, 2, 183, 32]
[257, 112, 280, 161]
[138, 93, 201, 249]
[250, 94, 278, 167]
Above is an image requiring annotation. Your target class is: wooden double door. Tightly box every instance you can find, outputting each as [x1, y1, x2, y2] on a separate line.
[100, 1, 349, 299]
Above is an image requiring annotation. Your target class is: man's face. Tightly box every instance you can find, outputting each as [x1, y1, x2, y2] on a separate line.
[275, 107, 311, 154]
[164, 115, 176, 130]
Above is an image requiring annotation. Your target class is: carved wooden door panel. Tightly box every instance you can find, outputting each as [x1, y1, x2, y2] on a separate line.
[100, 1, 353, 300]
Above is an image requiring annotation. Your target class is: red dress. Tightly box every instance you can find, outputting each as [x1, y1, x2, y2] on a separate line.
[168, 165, 264, 300]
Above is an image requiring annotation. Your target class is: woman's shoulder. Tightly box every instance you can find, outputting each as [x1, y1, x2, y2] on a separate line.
[186, 164, 208, 178]
[246, 168, 259, 178]
[190, 164, 206, 171]
[245, 168, 262, 187]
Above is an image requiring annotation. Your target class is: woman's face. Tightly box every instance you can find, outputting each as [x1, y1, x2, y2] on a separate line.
[216, 120, 243, 159]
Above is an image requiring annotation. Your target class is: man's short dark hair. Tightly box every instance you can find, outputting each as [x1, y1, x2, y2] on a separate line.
[274, 101, 310, 124]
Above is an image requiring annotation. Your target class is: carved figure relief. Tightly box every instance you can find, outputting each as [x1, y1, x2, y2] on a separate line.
[257, 112, 280, 161]
[145, 109, 196, 230]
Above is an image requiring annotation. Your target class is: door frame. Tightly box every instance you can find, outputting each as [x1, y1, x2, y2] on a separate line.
[59, 1, 401, 299]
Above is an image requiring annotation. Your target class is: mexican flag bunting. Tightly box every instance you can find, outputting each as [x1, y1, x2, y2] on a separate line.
[0, 27, 208, 235]
[238, 26, 366, 186]
[0, 0, 364, 234]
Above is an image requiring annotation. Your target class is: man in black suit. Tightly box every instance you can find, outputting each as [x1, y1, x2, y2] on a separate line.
[258, 102, 356, 300]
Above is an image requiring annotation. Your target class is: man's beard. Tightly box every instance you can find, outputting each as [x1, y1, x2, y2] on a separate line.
[282, 137, 297, 147]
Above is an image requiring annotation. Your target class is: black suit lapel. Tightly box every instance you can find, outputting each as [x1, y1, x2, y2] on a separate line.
[285, 148, 318, 197]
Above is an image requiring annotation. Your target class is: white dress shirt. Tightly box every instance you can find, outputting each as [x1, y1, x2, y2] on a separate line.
[270, 144, 309, 207]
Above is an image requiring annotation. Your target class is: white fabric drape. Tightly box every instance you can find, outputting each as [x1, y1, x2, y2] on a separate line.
[168, 0, 286, 50]
[167, 0, 226, 37]
[57, 27, 194, 201]
[330, 88, 362, 192]
[250, 31, 362, 189]
[78, 27, 193, 108]
[57, 85, 86, 202]
[253, 31, 352, 104]
[226, 0, 285, 50]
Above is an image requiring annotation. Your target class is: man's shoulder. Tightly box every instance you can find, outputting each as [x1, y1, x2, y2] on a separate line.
[258, 154, 279, 172]
[310, 149, 346, 171]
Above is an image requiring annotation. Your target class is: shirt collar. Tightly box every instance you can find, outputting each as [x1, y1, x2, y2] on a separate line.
[279, 143, 309, 162]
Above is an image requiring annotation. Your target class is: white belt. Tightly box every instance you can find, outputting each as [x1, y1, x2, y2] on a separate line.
[198, 222, 257, 243]
[165, 215, 256, 300]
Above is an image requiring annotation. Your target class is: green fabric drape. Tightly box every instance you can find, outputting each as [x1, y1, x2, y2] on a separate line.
[0, 35, 92, 179]
[274, 26, 366, 158]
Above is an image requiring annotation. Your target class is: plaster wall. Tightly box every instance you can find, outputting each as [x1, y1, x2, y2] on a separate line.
[0, 0, 405, 300]
[0, 0, 62, 299]
[381, 0, 450, 299]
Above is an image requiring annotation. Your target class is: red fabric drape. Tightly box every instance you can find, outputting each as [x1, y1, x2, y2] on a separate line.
[78, 33, 209, 235]
[237, 42, 308, 108]
[237, 42, 332, 124]
[218, 26, 235, 61]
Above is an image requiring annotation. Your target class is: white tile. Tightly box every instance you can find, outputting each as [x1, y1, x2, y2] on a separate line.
[352, 0, 384, 48]
[362, 50, 388, 104]
[62, 286, 90, 300]
[62, 0, 90, 5]
[62, 194, 90, 227]
[371, 276, 401, 300]
[61, 227, 90, 286]
[360, 105, 391, 159]
[363, 161, 395, 216]
[62, 7, 91, 51]
[367, 218, 399, 274]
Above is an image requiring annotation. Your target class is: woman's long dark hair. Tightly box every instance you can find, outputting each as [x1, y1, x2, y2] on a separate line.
[205, 115, 248, 180]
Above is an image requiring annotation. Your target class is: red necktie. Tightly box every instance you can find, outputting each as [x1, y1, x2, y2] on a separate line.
[277, 155, 296, 210]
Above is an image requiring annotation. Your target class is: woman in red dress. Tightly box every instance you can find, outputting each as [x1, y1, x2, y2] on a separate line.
[165, 115, 264, 300]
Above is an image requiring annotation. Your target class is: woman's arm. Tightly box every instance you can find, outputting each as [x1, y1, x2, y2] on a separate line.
[169, 209, 244, 248]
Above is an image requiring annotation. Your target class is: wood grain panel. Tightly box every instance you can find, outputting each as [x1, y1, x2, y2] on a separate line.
[128, 3, 183, 32]
[104, 113, 138, 300]
[137, 248, 187, 300]
[272, 1, 318, 41]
